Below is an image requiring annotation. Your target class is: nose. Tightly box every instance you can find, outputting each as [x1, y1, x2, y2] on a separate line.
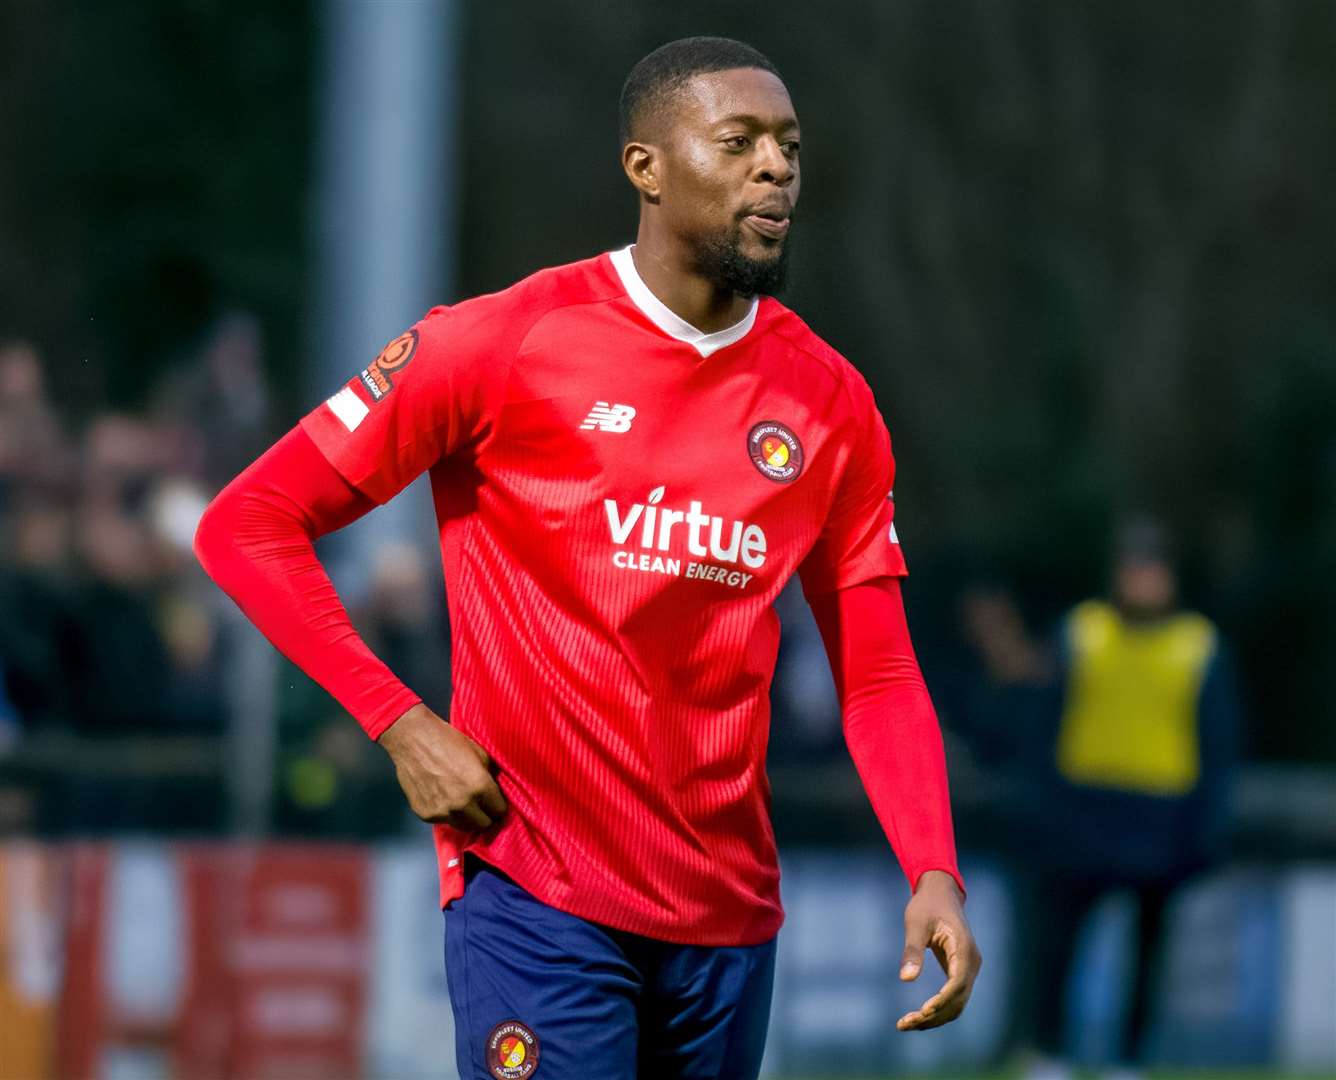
[753, 136, 795, 187]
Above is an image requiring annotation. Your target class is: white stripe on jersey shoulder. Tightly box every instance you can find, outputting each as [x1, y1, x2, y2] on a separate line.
[609, 245, 758, 358]
[326, 386, 369, 432]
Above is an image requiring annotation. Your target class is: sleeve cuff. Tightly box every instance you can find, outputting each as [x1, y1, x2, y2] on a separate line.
[360, 687, 425, 741]
[908, 864, 967, 902]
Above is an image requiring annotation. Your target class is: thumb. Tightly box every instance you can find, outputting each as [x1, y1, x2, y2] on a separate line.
[901, 917, 930, 981]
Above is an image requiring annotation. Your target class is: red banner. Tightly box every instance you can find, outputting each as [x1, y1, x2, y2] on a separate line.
[179, 845, 370, 1080]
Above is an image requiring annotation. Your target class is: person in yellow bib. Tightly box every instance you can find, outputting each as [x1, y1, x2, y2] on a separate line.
[1017, 518, 1240, 1080]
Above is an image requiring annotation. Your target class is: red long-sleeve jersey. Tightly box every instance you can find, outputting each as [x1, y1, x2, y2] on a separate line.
[196, 248, 961, 945]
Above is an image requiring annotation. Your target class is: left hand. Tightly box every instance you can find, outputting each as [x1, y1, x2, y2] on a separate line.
[896, 870, 982, 1031]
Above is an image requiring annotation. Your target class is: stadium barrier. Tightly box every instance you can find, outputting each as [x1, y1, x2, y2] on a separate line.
[0, 842, 1332, 1079]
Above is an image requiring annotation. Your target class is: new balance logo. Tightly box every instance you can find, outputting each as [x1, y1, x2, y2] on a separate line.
[580, 401, 637, 433]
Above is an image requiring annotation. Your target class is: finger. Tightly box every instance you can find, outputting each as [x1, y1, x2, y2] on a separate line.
[477, 777, 508, 819]
[927, 928, 971, 997]
[896, 995, 966, 1031]
[896, 977, 967, 1031]
[900, 919, 930, 981]
[916, 967, 970, 1021]
[440, 803, 493, 832]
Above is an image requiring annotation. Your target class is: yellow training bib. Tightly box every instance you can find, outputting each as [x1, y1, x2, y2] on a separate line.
[1056, 601, 1216, 795]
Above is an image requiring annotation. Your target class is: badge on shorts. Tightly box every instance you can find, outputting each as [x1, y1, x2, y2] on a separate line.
[747, 420, 804, 483]
[487, 1019, 541, 1079]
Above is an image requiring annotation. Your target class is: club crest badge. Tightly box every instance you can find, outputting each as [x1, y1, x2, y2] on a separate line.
[359, 328, 419, 402]
[487, 1019, 541, 1079]
[747, 420, 804, 483]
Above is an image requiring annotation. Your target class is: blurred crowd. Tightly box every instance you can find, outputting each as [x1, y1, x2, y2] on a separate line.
[0, 319, 268, 831]
[0, 317, 432, 836]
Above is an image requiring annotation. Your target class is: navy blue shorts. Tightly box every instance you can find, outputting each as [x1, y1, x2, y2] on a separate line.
[443, 858, 777, 1079]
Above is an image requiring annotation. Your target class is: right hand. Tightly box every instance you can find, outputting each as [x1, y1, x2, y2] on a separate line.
[377, 704, 508, 831]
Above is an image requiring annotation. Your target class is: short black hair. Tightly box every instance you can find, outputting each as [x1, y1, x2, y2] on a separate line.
[619, 36, 781, 144]
[1115, 514, 1175, 566]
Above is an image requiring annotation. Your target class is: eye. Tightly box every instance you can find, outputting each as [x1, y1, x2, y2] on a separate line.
[782, 140, 801, 158]
[723, 135, 750, 151]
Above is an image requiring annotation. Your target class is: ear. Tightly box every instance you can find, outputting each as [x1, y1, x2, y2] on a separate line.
[621, 141, 661, 204]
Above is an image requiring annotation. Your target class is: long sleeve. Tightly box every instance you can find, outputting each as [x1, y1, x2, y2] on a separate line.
[193, 424, 423, 739]
[809, 576, 964, 895]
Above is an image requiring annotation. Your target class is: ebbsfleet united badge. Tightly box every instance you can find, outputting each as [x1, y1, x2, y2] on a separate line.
[487, 1019, 541, 1079]
[747, 420, 804, 483]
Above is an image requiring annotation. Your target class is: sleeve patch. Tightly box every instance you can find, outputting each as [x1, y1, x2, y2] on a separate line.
[358, 328, 419, 402]
[325, 386, 370, 432]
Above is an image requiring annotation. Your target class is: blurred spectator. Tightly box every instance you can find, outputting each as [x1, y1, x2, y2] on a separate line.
[0, 340, 76, 831]
[152, 311, 274, 491]
[61, 413, 223, 737]
[1014, 517, 1241, 1080]
[0, 488, 79, 736]
[66, 416, 180, 737]
[0, 340, 70, 497]
[80, 412, 178, 507]
[942, 583, 1056, 854]
[148, 475, 227, 734]
[0, 339, 79, 744]
[0, 339, 78, 732]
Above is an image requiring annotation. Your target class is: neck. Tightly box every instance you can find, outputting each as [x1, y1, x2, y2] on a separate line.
[1115, 602, 1174, 626]
[631, 218, 753, 333]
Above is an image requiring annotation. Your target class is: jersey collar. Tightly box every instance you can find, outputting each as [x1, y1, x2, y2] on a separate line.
[609, 245, 758, 358]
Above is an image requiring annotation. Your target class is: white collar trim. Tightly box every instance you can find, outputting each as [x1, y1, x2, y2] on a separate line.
[609, 245, 758, 358]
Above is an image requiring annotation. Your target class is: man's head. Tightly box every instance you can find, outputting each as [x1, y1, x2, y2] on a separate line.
[620, 37, 799, 298]
[1112, 516, 1179, 621]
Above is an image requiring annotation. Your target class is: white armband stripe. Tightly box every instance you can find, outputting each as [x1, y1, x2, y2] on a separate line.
[326, 386, 369, 432]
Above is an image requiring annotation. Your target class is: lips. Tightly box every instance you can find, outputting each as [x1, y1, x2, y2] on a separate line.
[743, 210, 791, 239]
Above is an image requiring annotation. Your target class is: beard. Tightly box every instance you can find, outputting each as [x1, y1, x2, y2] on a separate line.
[688, 218, 792, 298]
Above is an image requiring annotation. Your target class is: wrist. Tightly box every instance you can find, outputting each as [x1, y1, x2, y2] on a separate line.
[363, 687, 426, 742]
[914, 868, 965, 901]
[377, 702, 435, 752]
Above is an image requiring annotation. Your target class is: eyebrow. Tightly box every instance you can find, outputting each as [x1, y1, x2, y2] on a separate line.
[713, 112, 800, 131]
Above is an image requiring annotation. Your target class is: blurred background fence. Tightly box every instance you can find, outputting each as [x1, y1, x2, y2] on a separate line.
[0, 1, 1333, 1077]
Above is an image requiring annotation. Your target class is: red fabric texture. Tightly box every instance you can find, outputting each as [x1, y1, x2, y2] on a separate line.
[192, 425, 422, 739]
[809, 577, 965, 897]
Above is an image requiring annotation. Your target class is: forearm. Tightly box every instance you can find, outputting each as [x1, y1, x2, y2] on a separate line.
[811, 577, 964, 895]
[193, 425, 421, 739]
[846, 670, 961, 894]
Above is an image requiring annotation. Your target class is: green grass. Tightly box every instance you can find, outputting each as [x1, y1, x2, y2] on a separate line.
[787, 1072, 1326, 1080]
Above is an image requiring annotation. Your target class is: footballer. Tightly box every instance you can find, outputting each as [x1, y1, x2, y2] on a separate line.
[196, 35, 981, 1080]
